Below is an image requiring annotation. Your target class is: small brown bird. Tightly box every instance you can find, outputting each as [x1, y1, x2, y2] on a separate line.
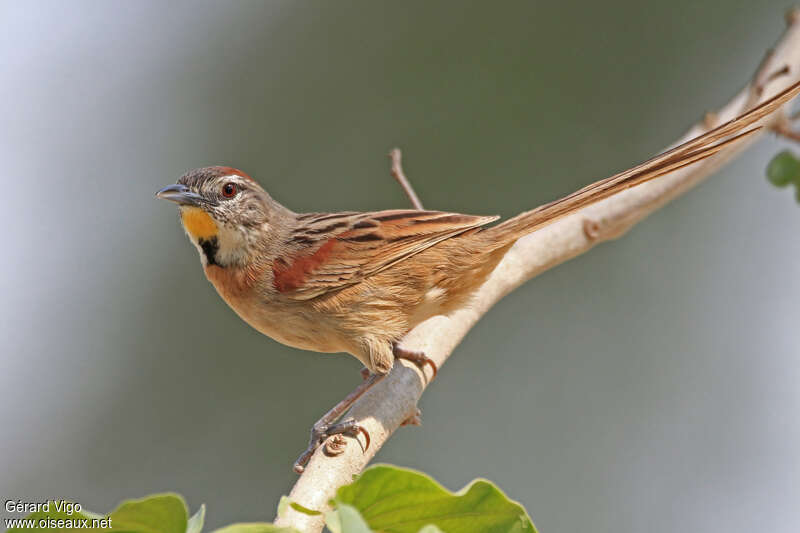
[156, 81, 800, 472]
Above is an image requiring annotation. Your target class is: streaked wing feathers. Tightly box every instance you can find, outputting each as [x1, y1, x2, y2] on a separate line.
[274, 210, 498, 299]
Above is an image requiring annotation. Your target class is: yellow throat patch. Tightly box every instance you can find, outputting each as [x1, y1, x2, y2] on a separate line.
[180, 207, 218, 240]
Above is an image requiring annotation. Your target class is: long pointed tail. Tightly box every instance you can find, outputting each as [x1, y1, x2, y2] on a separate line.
[487, 80, 800, 241]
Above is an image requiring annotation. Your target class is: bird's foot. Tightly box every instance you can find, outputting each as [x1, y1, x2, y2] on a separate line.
[321, 418, 371, 456]
[392, 343, 438, 380]
[294, 417, 370, 472]
[293, 373, 384, 474]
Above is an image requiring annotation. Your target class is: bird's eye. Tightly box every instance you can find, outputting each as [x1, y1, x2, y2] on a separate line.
[221, 182, 237, 198]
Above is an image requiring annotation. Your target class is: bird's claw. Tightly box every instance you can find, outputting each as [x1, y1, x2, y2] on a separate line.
[392, 343, 438, 380]
[293, 417, 370, 473]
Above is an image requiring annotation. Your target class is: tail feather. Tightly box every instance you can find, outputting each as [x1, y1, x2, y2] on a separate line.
[488, 80, 800, 240]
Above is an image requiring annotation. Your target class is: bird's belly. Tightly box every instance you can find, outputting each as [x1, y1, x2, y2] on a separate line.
[251, 308, 343, 353]
[233, 296, 344, 353]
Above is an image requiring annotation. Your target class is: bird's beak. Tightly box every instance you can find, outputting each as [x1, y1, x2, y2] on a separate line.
[155, 184, 204, 206]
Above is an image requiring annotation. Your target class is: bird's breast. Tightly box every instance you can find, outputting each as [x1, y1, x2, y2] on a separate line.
[204, 263, 259, 302]
[203, 263, 344, 354]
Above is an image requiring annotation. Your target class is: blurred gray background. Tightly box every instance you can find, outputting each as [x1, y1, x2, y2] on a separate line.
[2, 1, 799, 532]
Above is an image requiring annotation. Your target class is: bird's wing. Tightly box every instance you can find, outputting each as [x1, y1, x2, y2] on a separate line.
[273, 210, 498, 300]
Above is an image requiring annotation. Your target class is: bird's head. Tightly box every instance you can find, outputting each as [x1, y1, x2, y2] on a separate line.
[156, 166, 291, 267]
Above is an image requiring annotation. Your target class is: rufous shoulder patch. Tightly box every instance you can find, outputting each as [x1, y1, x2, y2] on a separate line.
[273, 239, 338, 293]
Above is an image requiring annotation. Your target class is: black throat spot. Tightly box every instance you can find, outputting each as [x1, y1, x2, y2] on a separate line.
[198, 236, 220, 266]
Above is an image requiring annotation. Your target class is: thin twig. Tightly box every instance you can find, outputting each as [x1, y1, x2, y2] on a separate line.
[388, 148, 424, 209]
[275, 11, 800, 533]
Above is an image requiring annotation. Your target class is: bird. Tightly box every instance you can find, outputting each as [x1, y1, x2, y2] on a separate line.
[156, 80, 800, 472]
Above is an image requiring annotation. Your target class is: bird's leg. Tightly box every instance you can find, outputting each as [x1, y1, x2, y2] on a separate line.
[294, 344, 434, 473]
[388, 148, 424, 210]
[293, 373, 384, 474]
[392, 342, 438, 380]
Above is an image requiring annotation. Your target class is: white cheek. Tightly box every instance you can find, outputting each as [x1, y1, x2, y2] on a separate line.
[215, 225, 249, 264]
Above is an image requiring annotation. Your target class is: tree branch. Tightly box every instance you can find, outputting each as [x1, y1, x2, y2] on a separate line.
[275, 11, 800, 532]
[388, 148, 425, 210]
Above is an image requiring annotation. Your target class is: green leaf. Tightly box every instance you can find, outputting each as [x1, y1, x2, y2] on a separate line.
[766, 150, 800, 187]
[108, 493, 188, 533]
[289, 502, 322, 516]
[276, 496, 291, 519]
[277, 495, 322, 520]
[334, 465, 536, 533]
[212, 524, 298, 533]
[324, 504, 371, 533]
[187, 504, 206, 533]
